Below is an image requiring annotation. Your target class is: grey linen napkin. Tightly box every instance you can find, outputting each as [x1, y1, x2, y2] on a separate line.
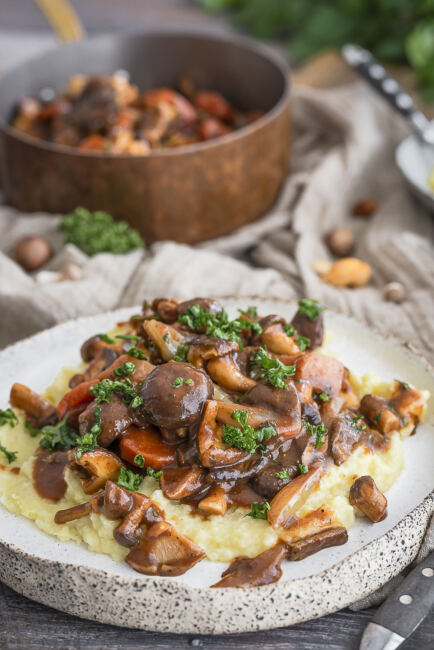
[0, 81, 433, 609]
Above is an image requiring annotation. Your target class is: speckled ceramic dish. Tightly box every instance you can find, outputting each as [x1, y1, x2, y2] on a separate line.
[0, 298, 433, 634]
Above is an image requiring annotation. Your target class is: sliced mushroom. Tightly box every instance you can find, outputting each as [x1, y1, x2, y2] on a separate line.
[160, 466, 206, 500]
[349, 475, 388, 522]
[142, 320, 187, 361]
[328, 415, 365, 465]
[10, 382, 57, 427]
[138, 361, 213, 430]
[198, 486, 227, 515]
[176, 298, 222, 322]
[295, 379, 313, 403]
[286, 526, 348, 561]
[260, 322, 301, 355]
[291, 309, 324, 350]
[278, 505, 336, 544]
[54, 499, 96, 524]
[187, 337, 239, 368]
[206, 354, 256, 392]
[211, 542, 287, 588]
[268, 463, 325, 529]
[81, 334, 117, 362]
[114, 492, 163, 547]
[390, 382, 425, 425]
[125, 521, 205, 576]
[152, 298, 179, 323]
[78, 395, 132, 448]
[240, 382, 302, 439]
[295, 353, 344, 396]
[197, 400, 248, 468]
[340, 369, 360, 409]
[360, 395, 399, 433]
[71, 447, 124, 493]
[320, 396, 345, 429]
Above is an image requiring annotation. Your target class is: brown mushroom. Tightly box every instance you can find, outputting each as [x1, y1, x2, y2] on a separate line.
[78, 395, 132, 448]
[176, 298, 222, 322]
[187, 336, 238, 369]
[160, 466, 207, 500]
[286, 526, 348, 561]
[206, 354, 256, 392]
[240, 382, 302, 439]
[291, 309, 324, 350]
[349, 475, 387, 522]
[295, 353, 344, 396]
[10, 382, 57, 427]
[198, 487, 227, 516]
[211, 542, 287, 588]
[360, 394, 399, 433]
[152, 298, 179, 323]
[278, 505, 336, 544]
[260, 322, 301, 355]
[15, 236, 53, 271]
[141, 320, 187, 362]
[268, 463, 326, 529]
[340, 369, 360, 409]
[390, 382, 425, 425]
[114, 492, 163, 547]
[138, 361, 213, 430]
[328, 415, 365, 465]
[71, 447, 124, 494]
[197, 400, 248, 468]
[125, 521, 205, 576]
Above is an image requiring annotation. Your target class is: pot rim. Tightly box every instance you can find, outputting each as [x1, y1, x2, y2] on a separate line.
[0, 26, 291, 160]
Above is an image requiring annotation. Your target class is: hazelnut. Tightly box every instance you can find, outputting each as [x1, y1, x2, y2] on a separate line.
[15, 236, 53, 271]
[321, 257, 372, 288]
[384, 282, 406, 303]
[353, 199, 377, 217]
[325, 228, 355, 257]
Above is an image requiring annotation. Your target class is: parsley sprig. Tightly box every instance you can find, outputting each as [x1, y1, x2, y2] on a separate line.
[246, 501, 270, 520]
[295, 335, 310, 351]
[222, 409, 277, 454]
[275, 467, 290, 479]
[0, 408, 18, 428]
[297, 299, 326, 321]
[251, 347, 296, 389]
[76, 407, 101, 459]
[303, 419, 328, 448]
[90, 378, 137, 404]
[117, 467, 143, 491]
[0, 442, 17, 464]
[346, 414, 367, 431]
[133, 454, 163, 478]
[113, 361, 136, 378]
[39, 417, 79, 451]
[178, 304, 262, 347]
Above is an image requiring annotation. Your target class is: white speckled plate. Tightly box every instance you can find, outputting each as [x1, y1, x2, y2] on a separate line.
[0, 298, 433, 634]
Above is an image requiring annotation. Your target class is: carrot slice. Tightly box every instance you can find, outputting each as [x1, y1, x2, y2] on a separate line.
[120, 426, 177, 470]
[57, 379, 96, 420]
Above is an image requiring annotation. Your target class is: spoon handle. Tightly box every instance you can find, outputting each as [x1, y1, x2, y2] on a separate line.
[342, 44, 432, 143]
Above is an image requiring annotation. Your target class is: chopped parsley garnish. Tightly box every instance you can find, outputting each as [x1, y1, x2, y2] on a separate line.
[90, 378, 137, 404]
[0, 408, 18, 428]
[60, 207, 145, 256]
[283, 324, 296, 337]
[251, 347, 296, 389]
[39, 417, 79, 451]
[173, 343, 189, 362]
[185, 378, 193, 385]
[303, 419, 328, 448]
[146, 467, 163, 479]
[246, 501, 270, 520]
[76, 407, 101, 459]
[298, 298, 326, 321]
[98, 333, 114, 344]
[117, 467, 143, 491]
[178, 304, 261, 347]
[295, 335, 310, 352]
[173, 376, 184, 388]
[0, 442, 17, 464]
[222, 409, 277, 454]
[125, 345, 147, 360]
[316, 387, 331, 402]
[239, 306, 258, 319]
[25, 419, 41, 437]
[298, 463, 308, 474]
[374, 411, 382, 425]
[131, 395, 144, 408]
[275, 467, 290, 479]
[163, 333, 170, 343]
[396, 379, 410, 390]
[134, 454, 145, 468]
[113, 361, 135, 377]
[115, 334, 141, 342]
[347, 414, 367, 431]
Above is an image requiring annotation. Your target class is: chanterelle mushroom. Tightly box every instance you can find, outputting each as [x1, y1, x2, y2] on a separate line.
[125, 520, 205, 576]
[70, 447, 123, 493]
[10, 382, 57, 427]
[137, 360, 213, 430]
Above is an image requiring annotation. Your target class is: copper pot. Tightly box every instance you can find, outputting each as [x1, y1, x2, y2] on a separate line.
[0, 30, 291, 244]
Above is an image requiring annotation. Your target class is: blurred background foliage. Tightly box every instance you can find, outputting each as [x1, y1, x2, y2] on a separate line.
[196, 0, 434, 102]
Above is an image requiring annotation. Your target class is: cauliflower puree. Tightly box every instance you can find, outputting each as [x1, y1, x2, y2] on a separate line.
[0, 364, 427, 564]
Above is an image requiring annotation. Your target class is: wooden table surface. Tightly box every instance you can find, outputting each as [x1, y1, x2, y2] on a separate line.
[0, 1, 433, 648]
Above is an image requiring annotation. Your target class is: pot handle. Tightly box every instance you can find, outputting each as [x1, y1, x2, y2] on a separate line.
[34, 0, 85, 43]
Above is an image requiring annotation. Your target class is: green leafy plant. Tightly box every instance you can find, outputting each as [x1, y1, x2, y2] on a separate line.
[196, 0, 434, 102]
[60, 207, 145, 256]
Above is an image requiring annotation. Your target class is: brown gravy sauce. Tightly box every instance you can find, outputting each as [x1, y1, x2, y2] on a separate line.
[33, 448, 68, 501]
